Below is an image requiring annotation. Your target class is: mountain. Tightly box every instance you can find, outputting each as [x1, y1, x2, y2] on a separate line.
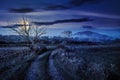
[73, 31, 114, 42]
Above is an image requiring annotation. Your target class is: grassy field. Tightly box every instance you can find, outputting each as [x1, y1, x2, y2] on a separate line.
[0, 44, 120, 80]
[0, 47, 36, 80]
[54, 44, 120, 80]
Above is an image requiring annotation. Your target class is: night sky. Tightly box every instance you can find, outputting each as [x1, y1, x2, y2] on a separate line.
[0, 0, 120, 37]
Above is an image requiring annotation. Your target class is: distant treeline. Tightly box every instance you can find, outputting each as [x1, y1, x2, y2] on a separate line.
[0, 35, 120, 47]
[0, 41, 30, 47]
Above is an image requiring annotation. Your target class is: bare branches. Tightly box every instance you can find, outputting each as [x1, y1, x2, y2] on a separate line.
[62, 31, 72, 38]
[9, 17, 47, 48]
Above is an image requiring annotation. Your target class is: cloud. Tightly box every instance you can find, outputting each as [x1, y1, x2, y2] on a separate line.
[44, 5, 69, 10]
[9, 8, 35, 13]
[69, 0, 101, 6]
[81, 26, 95, 29]
[69, 0, 86, 6]
[3, 0, 103, 12]
[43, 0, 102, 10]
[25, 10, 120, 20]
[0, 24, 26, 28]
[0, 18, 92, 28]
[33, 18, 92, 26]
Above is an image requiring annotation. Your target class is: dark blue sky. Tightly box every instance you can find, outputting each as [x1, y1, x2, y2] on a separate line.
[0, 0, 120, 37]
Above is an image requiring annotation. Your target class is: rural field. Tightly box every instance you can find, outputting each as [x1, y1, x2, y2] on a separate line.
[0, 0, 120, 80]
[0, 43, 120, 80]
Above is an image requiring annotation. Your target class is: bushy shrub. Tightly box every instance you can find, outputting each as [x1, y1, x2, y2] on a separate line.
[53, 48, 120, 80]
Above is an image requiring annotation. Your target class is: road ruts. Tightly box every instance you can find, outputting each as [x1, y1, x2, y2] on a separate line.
[48, 51, 64, 80]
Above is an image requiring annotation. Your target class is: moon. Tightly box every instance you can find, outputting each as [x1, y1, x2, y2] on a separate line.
[19, 20, 30, 30]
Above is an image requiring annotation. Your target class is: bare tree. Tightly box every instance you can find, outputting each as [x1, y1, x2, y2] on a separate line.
[10, 17, 47, 51]
[60, 31, 72, 45]
[62, 31, 72, 38]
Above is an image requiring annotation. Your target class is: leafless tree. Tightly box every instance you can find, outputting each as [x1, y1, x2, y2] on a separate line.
[10, 17, 47, 50]
[62, 31, 72, 38]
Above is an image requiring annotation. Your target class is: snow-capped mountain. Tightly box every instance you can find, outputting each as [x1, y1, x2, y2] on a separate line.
[73, 31, 114, 42]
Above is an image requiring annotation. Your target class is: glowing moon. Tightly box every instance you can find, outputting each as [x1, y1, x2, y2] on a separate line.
[19, 20, 30, 30]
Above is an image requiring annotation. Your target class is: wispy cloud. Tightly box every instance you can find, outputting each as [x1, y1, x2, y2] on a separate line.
[33, 18, 92, 26]
[69, 0, 101, 6]
[0, 24, 23, 28]
[8, 8, 35, 13]
[26, 10, 120, 19]
[0, 18, 92, 28]
[0, 0, 104, 13]
[81, 26, 95, 29]
[44, 5, 69, 10]
[76, 11, 120, 19]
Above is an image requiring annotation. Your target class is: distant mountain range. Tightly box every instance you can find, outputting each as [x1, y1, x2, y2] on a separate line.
[0, 31, 117, 43]
[73, 31, 114, 42]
